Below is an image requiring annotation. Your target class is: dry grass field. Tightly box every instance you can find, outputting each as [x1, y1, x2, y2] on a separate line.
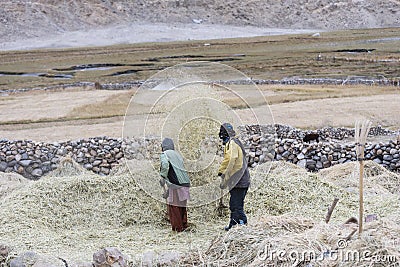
[0, 84, 398, 142]
[1, 28, 399, 142]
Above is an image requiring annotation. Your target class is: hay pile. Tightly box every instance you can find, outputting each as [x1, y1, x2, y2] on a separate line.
[180, 161, 400, 266]
[181, 215, 316, 266]
[0, 159, 399, 266]
[247, 161, 399, 222]
[182, 215, 400, 266]
[46, 156, 89, 177]
[0, 158, 227, 263]
[319, 160, 400, 195]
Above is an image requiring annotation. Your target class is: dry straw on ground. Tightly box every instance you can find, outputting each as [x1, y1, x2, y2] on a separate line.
[320, 161, 400, 195]
[181, 161, 400, 266]
[182, 214, 400, 266]
[0, 172, 30, 199]
[0, 159, 399, 266]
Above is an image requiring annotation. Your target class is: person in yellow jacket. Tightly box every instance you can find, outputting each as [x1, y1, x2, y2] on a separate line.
[218, 123, 250, 231]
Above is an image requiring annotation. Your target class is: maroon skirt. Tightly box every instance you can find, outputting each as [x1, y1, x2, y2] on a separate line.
[167, 189, 188, 232]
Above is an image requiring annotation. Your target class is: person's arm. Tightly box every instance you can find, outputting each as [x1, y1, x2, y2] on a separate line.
[160, 153, 169, 179]
[218, 140, 239, 176]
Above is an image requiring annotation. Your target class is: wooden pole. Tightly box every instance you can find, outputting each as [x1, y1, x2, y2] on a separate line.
[325, 197, 339, 223]
[359, 157, 364, 235]
[355, 119, 371, 237]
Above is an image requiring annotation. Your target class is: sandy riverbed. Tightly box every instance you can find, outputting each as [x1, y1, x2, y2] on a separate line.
[0, 22, 319, 51]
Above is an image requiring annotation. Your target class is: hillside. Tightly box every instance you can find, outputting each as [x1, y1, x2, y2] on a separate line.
[1, 0, 399, 44]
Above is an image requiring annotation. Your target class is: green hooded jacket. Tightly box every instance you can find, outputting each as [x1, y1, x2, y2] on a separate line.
[160, 138, 190, 186]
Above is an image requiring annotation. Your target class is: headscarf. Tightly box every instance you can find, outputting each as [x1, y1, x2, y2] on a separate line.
[161, 138, 175, 151]
[219, 123, 236, 144]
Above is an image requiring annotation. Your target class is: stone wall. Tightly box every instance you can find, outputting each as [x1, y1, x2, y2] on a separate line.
[0, 125, 399, 179]
[242, 124, 399, 171]
[0, 137, 123, 179]
[273, 139, 400, 171]
[2, 77, 399, 95]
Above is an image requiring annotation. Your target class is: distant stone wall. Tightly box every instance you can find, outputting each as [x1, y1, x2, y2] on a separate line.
[0, 125, 399, 179]
[1, 78, 399, 94]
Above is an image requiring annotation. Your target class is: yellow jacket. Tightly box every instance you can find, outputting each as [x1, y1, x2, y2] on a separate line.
[218, 139, 243, 178]
[218, 138, 250, 189]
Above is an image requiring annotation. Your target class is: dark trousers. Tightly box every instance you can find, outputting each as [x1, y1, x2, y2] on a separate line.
[229, 187, 248, 228]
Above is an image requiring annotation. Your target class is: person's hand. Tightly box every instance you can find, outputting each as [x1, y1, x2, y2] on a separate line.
[162, 189, 169, 199]
[159, 178, 166, 187]
[219, 174, 227, 189]
[219, 182, 226, 189]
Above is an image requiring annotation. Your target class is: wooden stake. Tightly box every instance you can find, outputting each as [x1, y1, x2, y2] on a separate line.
[325, 197, 339, 223]
[359, 159, 364, 235]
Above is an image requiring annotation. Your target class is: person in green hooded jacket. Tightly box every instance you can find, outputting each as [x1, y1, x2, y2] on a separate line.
[159, 138, 191, 232]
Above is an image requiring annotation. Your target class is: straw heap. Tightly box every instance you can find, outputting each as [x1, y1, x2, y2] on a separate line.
[0, 159, 399, 266]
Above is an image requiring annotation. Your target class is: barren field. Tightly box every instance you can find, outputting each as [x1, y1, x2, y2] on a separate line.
[1, 28, 400, 91]
[0, 84, 398, 142]
[1, 27, 399, 142]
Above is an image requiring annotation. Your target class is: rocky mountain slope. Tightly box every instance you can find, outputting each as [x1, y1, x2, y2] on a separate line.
[1, 0, 399, 43]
